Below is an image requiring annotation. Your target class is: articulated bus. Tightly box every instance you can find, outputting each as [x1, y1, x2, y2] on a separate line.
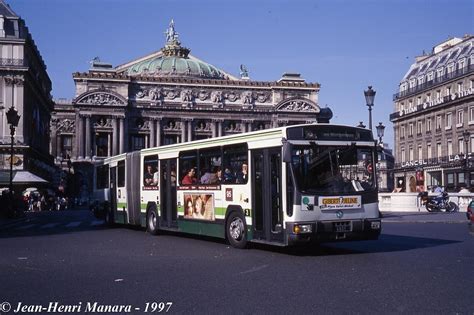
[92, 123, 381, 248]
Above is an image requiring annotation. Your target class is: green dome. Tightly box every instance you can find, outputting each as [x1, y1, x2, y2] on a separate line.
[127, 54, 228, 79]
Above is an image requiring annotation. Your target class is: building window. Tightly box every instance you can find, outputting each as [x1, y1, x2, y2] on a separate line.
[447, 139, 453, 156]
[447, 173, 454, 185]
[417, 121, 422, 134]
[471, 136, 474, 153]
[458, 173, 465, 185]
[61, 135, 72, 159]
[400, 125, 405, 139]
[409, 123, 414, 136]
[408, 100, 413, 109]
[446, 86, 451, 96]
[458, 82, 463, 93]
[95, 133, 108, 157]
[418, 145, 422, 159]
[427, 72, 433, 81]
[457, 110, 463, 127]
[436, 115, 442, 130]
[130, 135, 146, 151]
[445, 112, 452, 129]
[427, 143, 432, 159]
[417, 96, 422, 106]
[469, 106, 474, 123]
[437, 143, 442, 158]
[426, 117, 432, 132]
[459, 138, 464, 154]
[409, 146, 414, 161]
[401, 148, 406, 163]
[426, 93, 432, 102]
[436, 90, 441, 100]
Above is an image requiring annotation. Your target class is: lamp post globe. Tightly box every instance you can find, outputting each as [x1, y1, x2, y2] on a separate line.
[364, 86, 376, 131]
[376, 122, 385, 145]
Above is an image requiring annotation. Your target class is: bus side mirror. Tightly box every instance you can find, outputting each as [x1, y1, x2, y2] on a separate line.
[282, 139, 292, 163]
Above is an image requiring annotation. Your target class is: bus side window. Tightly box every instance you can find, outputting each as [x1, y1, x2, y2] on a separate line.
[179, 150, 197, 185]
[198, 147, 221, 185]
[143, 155, 159, 186]
[223, 144, 248, 184]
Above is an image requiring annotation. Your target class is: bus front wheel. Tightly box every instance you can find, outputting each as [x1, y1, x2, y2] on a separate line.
[147, 208, 159, 235]
[226, 212, 247, 249]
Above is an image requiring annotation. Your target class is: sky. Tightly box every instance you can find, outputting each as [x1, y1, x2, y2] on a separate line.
[8, 0, 474, 148]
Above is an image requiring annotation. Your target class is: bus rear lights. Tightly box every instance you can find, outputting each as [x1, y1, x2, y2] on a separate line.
[371, 221, 381, 229]
[293, 224, 312, 234]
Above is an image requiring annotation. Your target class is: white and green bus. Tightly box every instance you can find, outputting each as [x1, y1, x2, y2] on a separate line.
[92, 123, 381, 248]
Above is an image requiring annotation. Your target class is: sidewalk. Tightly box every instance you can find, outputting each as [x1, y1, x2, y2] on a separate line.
[381, 211, 468, 223]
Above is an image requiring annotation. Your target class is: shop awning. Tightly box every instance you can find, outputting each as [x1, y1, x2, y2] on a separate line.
[0, 171, 48, 185]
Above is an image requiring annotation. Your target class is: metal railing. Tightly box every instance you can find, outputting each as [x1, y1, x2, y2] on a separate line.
[0, 58, 26, 67]
[393, 64, 474, 101]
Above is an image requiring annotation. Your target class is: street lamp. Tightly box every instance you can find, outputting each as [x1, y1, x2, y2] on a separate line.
[463, 130, 470, 188]
[364, 86, 376, 131]
[376, 122, 385, 145]
[357, 121, 366, 128]
[6, 106, 20, 207]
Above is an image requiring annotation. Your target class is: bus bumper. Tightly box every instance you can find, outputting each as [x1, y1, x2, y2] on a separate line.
[286, 219, 381, 245]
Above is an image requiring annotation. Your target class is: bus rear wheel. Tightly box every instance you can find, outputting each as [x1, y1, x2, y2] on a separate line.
[226, 212, 247, 249]
[147, 208, 159, 235]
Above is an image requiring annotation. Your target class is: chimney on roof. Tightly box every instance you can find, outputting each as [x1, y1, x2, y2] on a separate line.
[278, 72, 305, 83]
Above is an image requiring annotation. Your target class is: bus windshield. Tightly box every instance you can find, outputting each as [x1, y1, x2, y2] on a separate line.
[291, 145, 376, 194]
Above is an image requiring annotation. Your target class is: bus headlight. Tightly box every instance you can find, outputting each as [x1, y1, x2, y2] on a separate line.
[293, 224, 312, 234]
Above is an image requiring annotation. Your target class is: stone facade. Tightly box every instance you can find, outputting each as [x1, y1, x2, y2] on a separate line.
[390, 35, 474, 192]
[0, 2, 55, 189]
[51, 22, 331, 199]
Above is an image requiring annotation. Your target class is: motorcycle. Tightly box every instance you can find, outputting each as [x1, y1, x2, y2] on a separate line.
[419, 191, 459, 212]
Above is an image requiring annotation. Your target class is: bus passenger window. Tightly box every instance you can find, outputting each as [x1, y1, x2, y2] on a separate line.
[223, 144, 248, 184]
[143, 155, 158, 186]
[117, 161, 125, 187]
[179, 150, 197, 185]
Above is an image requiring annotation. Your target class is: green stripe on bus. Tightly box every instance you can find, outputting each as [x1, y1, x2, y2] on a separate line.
[117, 202, 127, 209]
[178, 220, 225, 239]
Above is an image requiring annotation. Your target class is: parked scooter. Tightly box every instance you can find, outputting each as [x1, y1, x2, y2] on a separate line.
[419, 191, 459, 212]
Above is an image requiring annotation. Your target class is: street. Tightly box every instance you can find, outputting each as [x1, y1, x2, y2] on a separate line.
[0, 210, 472, 314]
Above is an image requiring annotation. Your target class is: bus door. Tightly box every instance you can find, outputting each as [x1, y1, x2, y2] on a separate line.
[109, 166, 117, 223]
[251, 148, 283, 243]
[160, 158, 178, 228]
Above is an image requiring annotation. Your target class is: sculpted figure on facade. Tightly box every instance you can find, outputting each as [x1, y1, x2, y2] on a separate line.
[78, 92, 124, 106]
[211, 91, 223, 103]
[225, 91, 239, 102]
[149, 87, 162, 101]
[278, 99, 319, 112]
[242, 91, 254, 105]
[198, 90, 209, 101]
[256, 92, 270, 103]
[57, 119, 75, 133]
[181, 89, 193, 102]
[165, 89, 178, 99]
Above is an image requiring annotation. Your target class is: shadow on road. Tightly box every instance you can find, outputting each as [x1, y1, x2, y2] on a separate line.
[248, 233, 462, 257]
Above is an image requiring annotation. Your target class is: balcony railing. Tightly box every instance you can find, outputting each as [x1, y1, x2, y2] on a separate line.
[393, 64, 474, 101]
[0, 58, 27, 67]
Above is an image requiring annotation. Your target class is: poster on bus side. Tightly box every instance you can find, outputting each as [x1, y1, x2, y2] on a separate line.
[183, 194, 215, 221]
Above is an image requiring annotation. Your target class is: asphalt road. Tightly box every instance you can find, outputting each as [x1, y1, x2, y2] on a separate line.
[0, 210, 472, 314]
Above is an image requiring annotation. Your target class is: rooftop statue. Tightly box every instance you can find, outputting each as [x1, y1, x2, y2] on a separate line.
[240, 64, 249, 78]
[165, 19, 179, 44]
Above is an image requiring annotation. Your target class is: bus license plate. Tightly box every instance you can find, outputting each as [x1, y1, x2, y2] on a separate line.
[334, 222, 351, 233]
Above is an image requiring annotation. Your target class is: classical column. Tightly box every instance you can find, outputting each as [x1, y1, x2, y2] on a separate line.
[187, 119, 193, 142]
[149, 119, 156, 148]
[156, 118, 162, 147]
[218, 120, 223, 137]
[85, 115, 91, 159]
[211, 121, 217, 138]
[119, 117, 125, 154]
[247, 122, 253, 132]
[108, 133, 112, 157]
[79, 115, 85, 159]
[181, 119, 186, 143]
[112, 117, 118, 156]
